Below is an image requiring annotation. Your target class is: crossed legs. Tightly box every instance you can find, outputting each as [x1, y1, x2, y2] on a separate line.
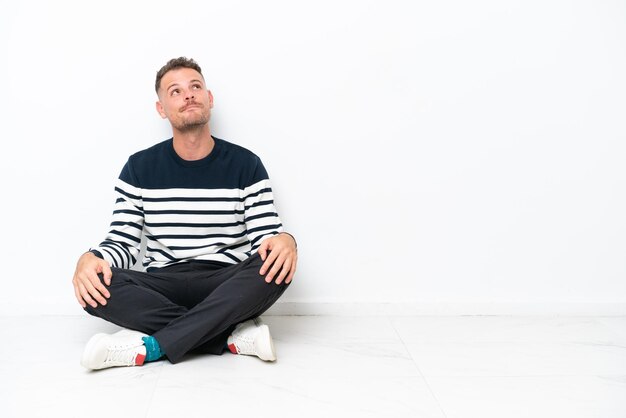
[84, 253, 289, 364]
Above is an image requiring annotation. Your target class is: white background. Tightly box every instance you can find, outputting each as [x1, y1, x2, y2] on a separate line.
[0, 0, 624, 316]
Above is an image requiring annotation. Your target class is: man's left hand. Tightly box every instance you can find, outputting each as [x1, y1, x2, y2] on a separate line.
[257, 233, 298, 285]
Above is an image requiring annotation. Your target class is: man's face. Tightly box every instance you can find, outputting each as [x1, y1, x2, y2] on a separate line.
[156, 67, 213, 132]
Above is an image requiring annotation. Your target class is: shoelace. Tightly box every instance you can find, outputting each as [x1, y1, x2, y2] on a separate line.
[103, 344, 139, 366]
[233, 333, 256, 354]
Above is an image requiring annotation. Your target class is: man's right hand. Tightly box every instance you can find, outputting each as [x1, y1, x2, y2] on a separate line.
[72, 252, 113, 308]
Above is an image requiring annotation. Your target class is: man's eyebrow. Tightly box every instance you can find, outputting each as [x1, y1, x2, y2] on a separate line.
[166, 79, 204, 91]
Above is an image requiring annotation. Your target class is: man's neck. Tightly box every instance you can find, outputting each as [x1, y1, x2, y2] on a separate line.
[172, 125, 215, 161]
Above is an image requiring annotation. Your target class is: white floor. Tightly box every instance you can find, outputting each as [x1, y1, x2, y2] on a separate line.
[1, 315, 625, 418]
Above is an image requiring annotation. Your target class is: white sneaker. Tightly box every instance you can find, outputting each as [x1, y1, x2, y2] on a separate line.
[81, 329, 148, 370]
[227, 318, 276, 361]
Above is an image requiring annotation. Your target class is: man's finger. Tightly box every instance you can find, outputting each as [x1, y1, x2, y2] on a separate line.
[273, 256, 292, 285]
[102, 263, 113, 286]
[285, 259, 297, 284]
[87, 270, 110, 299]
[78, 282, 98, 309]
[73, 279, 87, 308]
[265, 260, 277, 283]
[81, 276, 107, 306]
[274, 267, 288, 285]
[257, 240, 270, 261]
[260, 249, 278, 276]
[265, 254, 287, 284]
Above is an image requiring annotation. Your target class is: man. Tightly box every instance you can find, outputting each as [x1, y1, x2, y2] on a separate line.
[72, 57, 297, 370]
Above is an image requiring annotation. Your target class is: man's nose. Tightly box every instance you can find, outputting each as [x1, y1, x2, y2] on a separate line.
[184, 90, 195, 100]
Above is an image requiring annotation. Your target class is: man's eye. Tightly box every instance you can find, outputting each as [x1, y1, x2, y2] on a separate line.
[192, 85, 201, 89]
[171, 89, 180, 96]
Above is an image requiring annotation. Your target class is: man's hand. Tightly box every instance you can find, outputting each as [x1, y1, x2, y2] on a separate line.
[72, 252, 113, 308]
[257, 233, 298, 285]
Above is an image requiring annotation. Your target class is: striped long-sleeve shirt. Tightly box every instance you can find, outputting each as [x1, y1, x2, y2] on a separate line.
[90, 137, 283, 271]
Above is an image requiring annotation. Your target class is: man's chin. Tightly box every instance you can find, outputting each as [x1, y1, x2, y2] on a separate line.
[175, 118, 210, 132]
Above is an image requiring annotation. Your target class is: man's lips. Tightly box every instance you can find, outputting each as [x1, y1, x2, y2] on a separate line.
[181, 103, 202, 111]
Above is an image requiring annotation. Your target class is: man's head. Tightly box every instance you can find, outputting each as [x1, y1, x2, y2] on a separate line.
[155, 57, 214, 133]
[155, 57, 203, 94]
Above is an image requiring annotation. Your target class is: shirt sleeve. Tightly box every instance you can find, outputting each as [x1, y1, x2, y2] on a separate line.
[242, 156, 284, 252]
[90, 160, 144, 268]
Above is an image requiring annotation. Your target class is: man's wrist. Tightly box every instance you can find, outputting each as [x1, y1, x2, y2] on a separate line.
[280, 232, 298, 249]
[86, 249, 104, 259]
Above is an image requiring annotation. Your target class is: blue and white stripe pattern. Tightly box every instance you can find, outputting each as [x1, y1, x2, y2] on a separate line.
[92, 137, 283, 271]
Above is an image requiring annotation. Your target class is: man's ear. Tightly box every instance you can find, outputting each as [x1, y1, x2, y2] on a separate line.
[156, 101, 167, 119]
[208, 90, 214, 108]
